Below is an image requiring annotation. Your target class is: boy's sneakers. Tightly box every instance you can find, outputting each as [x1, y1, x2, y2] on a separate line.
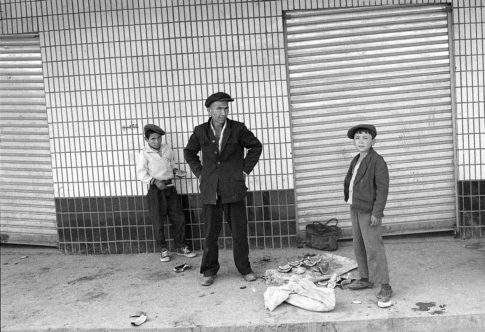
[160, 249, 170, 262]
[175, 246, 197, 258]
[348, 279, 374, 290]
[376, 285, 393, 302]
[377, 285, 393, 308]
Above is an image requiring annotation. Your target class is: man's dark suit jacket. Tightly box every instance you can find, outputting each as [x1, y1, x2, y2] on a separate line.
[184, 118, 262, 205]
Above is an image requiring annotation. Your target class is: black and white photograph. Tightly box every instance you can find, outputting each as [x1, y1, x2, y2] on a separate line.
[1, 0, 484, 331]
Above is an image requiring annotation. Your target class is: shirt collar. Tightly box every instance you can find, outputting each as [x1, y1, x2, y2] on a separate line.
[210, 118, 227, 134]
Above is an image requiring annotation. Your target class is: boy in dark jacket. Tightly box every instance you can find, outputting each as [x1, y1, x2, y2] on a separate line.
[344, 124, 392, 306]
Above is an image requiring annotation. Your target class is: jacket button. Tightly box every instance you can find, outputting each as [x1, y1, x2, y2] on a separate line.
[212, 140, 215, 143]
[217, 162, 221, 165]
[214, 151, 217, 154]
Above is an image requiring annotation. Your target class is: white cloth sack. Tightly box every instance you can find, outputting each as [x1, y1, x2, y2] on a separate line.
[264, 275, 335, 312]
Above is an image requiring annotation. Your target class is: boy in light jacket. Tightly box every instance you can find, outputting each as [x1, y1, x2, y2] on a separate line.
[136, 124, 196, 262]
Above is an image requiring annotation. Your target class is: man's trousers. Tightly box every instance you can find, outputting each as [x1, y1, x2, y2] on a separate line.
[200, 197, 252, 277]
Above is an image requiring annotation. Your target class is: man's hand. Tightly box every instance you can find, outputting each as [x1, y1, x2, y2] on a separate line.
[154, 180, 167, 190]
[370, 215, 382, 226]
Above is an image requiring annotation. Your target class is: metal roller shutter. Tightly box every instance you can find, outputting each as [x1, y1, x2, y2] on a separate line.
[285, 5, 456, 237]
[0, 34, 58, 246]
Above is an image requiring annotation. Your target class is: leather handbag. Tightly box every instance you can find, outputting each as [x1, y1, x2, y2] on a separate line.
[305, 218, 341, 251]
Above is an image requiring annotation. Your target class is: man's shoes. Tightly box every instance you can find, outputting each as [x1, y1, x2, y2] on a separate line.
[175, 246, 197, 258]
[376, 285, 393, 301]
[160, 249, 170, 262]
[201, 275, 216, 286]
[243, 272, 257, 282]
[348, 279, 373, 290]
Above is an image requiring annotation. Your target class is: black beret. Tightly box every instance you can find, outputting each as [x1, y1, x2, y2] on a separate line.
[205, 92, 234, 108]
[347, 124, 377, 139]
[144, 124, 165, 136]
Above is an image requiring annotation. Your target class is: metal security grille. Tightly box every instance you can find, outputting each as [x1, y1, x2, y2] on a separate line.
[0, 34, 58, 246]
[285, 4, 457, 236]
[454, 2, 485, 239]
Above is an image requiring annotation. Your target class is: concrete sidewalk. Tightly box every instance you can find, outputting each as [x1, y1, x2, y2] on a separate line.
[1, 234, 485, 331]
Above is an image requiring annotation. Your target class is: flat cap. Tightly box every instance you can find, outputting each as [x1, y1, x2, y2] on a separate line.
[347, 124, 377, 139]
[144, 124, 165, 136]
[205, 92, 234, 108]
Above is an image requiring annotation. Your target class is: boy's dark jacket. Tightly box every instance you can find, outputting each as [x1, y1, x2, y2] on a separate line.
[344, 148, 389, 218]
[184, 118, 262, 205]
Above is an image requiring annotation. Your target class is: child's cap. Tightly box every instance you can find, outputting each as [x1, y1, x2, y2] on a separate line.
[347, 124, 377, 139]
[144, 124, 165, 136]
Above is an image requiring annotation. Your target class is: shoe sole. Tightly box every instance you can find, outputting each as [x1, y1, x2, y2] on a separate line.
[377, 300, 392, 308]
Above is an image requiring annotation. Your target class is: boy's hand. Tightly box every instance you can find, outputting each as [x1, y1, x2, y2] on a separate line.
[370, 215, 382, 226]
[174, 169, 187, 178]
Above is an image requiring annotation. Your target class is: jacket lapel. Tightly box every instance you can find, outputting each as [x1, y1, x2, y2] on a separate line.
[205, 118, 216, 142]
[354, 148, 374, 183]
[219, 119, 232, 153]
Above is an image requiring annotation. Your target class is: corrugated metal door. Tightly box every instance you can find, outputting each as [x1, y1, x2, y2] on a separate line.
[285, 5, 456, 237]
[0, 34, 58, 246]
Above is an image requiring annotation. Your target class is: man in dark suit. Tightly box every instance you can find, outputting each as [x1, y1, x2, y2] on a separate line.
[184, 92, 262, 286]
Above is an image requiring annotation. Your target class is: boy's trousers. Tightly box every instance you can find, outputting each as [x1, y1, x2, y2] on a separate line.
[200, 197, 252, 277]
[350, 207, 390, 284]
[147, 184, 186, 250]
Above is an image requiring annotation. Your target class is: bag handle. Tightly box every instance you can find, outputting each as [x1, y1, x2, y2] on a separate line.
[312, 218, 339, 227]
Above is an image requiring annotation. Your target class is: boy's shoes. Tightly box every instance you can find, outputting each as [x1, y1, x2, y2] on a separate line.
[243, 272, 257, 282]
[348, 279, 373, 290]
[160, 249, 171, 262]
[175, 246, 197, 258]
[376, 285, 393, 302]
[201, 275, 216, 286]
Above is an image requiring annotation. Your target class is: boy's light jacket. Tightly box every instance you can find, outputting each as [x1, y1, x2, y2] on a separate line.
[344, 148, 389, 218]
[136, 144, 176, 184]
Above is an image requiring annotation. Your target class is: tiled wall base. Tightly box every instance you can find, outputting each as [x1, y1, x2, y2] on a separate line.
[458, 180, 485, 239]
[56, 190, 297, 254]
[56, 180, 484, 253]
